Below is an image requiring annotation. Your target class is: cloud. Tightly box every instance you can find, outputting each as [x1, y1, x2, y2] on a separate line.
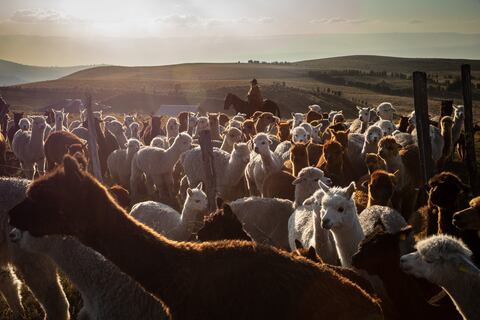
[10, 9, 73, 24]
[309, 17, 368, 24]
[258, 17, 274, 24]
[409, 19, 423, 24]
[157, 14, 201, 27]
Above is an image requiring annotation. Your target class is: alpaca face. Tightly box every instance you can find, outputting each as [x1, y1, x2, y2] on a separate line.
[173, 133, 193, 152]
[9, 229, 54, 255]
[124, 114, 135, 126]
[328, 111, 341, 123]
[453, 105, 464, 120]
[188, 114, 198, 130]
[309, 105, 322, 113]
[365, 153, 385, 173]
[30, 116, 47, 132]
[365, 126, 383, 145]
[291, 113, 304, 127]
[278, 122, 291, 140]
[228, 120, 242, 130]
[291, 127, 309, 144]
[293, 167, 332, 187]
[107, 121, 124, 135]
[186, 183, 208, 212]
[19, 118, 31, 131]
[252, 133, 272, 154]
[242, 120, 255, 137]
[427, 172, 468, 208]
[53, 109, 64, 124]
[311, 124, 323, 142]
[368, 170, 395, 204]
[377, 120, 396, 136]
[333, 113, 345, 124]
[319, 182, 356, 230]
[232, 143, 250, 165]
[196, 117, 209, 132]
[323, 140, 343, 164]
[166, 118, 180, 136]
[208, 113, 219, 128]
[357, 106, 371, 123]
[376, 103, 396, 121]
[226, 127, 242, 144]
[378, 137, 401, 160]
[195, 205, 251, 242]
[126, 139, 142, 153]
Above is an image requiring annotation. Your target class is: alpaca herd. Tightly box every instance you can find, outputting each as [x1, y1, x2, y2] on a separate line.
[0, 100, 478, 320]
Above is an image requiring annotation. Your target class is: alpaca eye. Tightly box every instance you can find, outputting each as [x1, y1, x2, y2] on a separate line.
[195, 200, 200, 203]
[314, 178, 319, 182]
[262, 142, 265, 145]
[338, 207, 344, 212]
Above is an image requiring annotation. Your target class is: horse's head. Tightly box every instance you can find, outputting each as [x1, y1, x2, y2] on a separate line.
[224, 93, 232, 110]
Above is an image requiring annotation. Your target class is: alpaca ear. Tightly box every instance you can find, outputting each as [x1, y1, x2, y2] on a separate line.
[345, 182, 356, 198]
[295, 239, 304, 249]
[187, 188, 193, 197]
[63, 155, 84, 182]
[361, 180, 369, 190]
[292, 177, 304, 185]
[318, 180, 331, 193]
[356, 106, 362, 111]
[344, 129, 350, 135]
[233, 143, 238, 150]
[196, 182, 203, 190]
[398, 225, 413, 240]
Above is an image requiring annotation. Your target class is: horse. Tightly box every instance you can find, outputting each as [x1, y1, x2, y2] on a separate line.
[224, 93, 281, 118]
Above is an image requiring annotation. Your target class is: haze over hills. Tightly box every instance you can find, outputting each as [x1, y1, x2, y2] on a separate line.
[0, 59, 96, 86]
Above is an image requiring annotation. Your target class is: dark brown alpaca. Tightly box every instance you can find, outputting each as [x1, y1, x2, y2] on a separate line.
[306, 110, 323, 123]
[9, 156, 383, 320]
[108, 184, 131, 210]
[352, 226, 461, 320]
[367, 170, 396, 208]
[316, 140, 349, 187]
[7, 111, 23, 145]
[288, 142, 310, 177]
[194, 204, 252, 242]
[262, 170, 295, 201]
[142, 116, 164, 145]
[218, 113, 230, 127]
[306, 142, 323, 167]
[255, 112, 277, 133]
[0, 132, 6, 175]
[178, 112, 190, 132]
[241, 119, 256, 141]
[277, 121, 291, 141]
[396, 116, 409, 133]
[44, 131, 85, 171]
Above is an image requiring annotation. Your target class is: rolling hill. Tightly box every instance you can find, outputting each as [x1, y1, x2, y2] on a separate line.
[0, 59, 95, 86]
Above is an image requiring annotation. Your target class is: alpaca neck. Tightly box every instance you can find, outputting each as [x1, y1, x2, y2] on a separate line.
[292, 157, 308, 177]
[384, 154, 403, 173]
[55, 120, 63, 131]
[210, 123, 220, 138]
[360, 118, 369, 134]
[220, 137, 233, 153]
[29, 127, 45, 150]
[437, 205, 458, 235]
[452, 115, 463, 142]
[225, 156, 246, 185]
[114, 132, 128, 149]
[83, 194, 191, 310]
[260, 150, 277, 171]
[178, 205, 204, 240]
[331, 215, 364, 267]
[367, 194, 391, 207]
[442, 271, 480, 320]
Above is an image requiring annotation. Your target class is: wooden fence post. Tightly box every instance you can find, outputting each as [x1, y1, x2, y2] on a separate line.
[461, 64, 478, 193]
[440, 100, 453, 120]
[0, 95, 9, 137]
[413, 71, 433, 184]
[199, 129, 217, 211]
[85, 94, 103, 183]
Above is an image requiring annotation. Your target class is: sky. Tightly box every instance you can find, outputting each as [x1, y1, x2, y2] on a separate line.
[0, 0, 479, 66]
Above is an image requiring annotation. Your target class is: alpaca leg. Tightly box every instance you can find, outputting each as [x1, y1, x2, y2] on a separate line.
[13, 252, 70, 320]
[145, 174, 156, 197]
[36, 159, 45, 176]
[20, 162, 34, 180]
[0, 266, 25, 319]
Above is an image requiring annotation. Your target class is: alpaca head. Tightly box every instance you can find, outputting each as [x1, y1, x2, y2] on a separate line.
[293, 240, 323, 263]
[365, 126, 383, 145]
[53, 109, 64, 124]
[106, 120, 124, 135]
[293, 167, 332, 188]
[129, 121, 140, 133]
[453, 105, 465, 121]
[427, 172, 469, 208]
[376, 102, 396, 121]
[18, 118, 31, 131]
[368, 170, 396, 205]
[453, 197, 480, 230]
[400, 234, 478, 286]
[218, 113, 230, 127]
[166, 117, 180, 137]
[330, 129, 349, 150]
[188, 113, 198, 130]
[356, 106, 372, 123]
[172, 132, 193, 152]
[252, 133, 272, 154]
[196, 116, 209, 132]
[278, 121, 291, 141]
[311, 124, 323, 141]
[291, 112, 305, 127]
[377, 120, 396, 136]
[13, 112, 24, 123]
[319, 181, 357, 230]
[195, 204, 252, 242]
[328, 110, 341, 123]
[323, 140, 344, 165]
[232, 143, 250, 165]
[8, 155, 107, 238]
[333, 113, 345, 124]
[29, 116, 47, 133]
[108, 184, 131, 210]
[126, 138, 142, 153]
[257, 112, 277, 127]
[241, 119, 256, 138]
[207, 112, 219, 128]
[123, 113, 136, 127]
[308, 104, 322, 113]
[150, 136, 168, 149]
[232, 114, 246, 123]
[225, 127, 243, 145]
[353, 225, 413, 274]
[290, 143, 309, 166]
[185, 182, 208, 213]
[365, 153, 386, 174]
[378, 136, 402, 160]
[291, 126, 309, 144]
[228, 119, 242, 130]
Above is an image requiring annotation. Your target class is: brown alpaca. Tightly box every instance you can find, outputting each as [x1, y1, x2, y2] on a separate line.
[44, 131, 85, 171]
[306, 110, 322, 123]
[262, 170, 295, 201]
[397, 116, 409, 133]
[142, 116, 164, 145]
[307, 142, 323, 167]
[365, 153, 386, 175]
[290, 143, 310, 177]
[178, 112, 190, 132]
[208, 113, 222, 141]
[218, 113, 230, 127]
[316, 140, 349, 187]
[277, 121, 291, 141]
[241, 119, 256, 141]
[194, 204, 252, 242]
[353, 154, 387, 212]
[328, 122, 349, 132]
[453, 196, 480, 230]
[440, 116, 453, 163]
[108, 184, 131, 210]
[7, 111, 23, 145]
[251, 111, 263, 120]
[366, 170, 396, 207]
[9, 156, 383, 320]
[255, 112, 277, 133]
[0, 132, 5, 175]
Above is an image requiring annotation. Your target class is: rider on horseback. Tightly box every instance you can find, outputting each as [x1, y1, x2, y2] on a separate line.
[247, 78, 263, 110]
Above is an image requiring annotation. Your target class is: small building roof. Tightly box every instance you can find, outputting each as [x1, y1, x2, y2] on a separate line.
[154, 104, 199, 117]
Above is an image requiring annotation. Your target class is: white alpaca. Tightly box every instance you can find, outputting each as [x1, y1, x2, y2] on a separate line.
[288, 189, 339, 265]
[292, 167, 332, 208]
[376, 102, 396, 121]
[392, 131, 415, 148]
[182, 143, 250, 201]
[245, 133, 283, 195]
[194, 116, 209, 137]
[375, 120, 397, 136]
[310, 123, 324, 144]
[291, 112, 304, 127]
[106, 120, 128, 149]
[130, 132, 192, 199]
[166, 117, 180, 144]
[150, 136, 169, 149]
[68, 119, 82, 131]
[308, 104, 322, 113]
[220, 127, 243, 153]
[130, 183, 207, 241]
[359, 205, 407, 237]
[123, 114, 136, 138]
[350, 106, 372, 134]
[400, 235, 480, 320]
[412, 125, 444, 163]
[53, 109, 66, 132]
[18, 118, 31, 131]
[361, 125, 383, 156]
[291, 126, 310, 144]
[328, 110, 342, 123]
[102, 115, 117, 124]
[107, 139, 142, 188]
[10, 230, 167, 320]
[208, 113, 222, 141]
[129, 121, 140, 140]
[452, 105, 464, 156]
[12, 116, 46, 179]
[0, 178, 70, 320]
[187, 113, 198, 136]
[229, 197, 294, 250]
[319, 181, 363, 267]
[227, 119, 242, 131]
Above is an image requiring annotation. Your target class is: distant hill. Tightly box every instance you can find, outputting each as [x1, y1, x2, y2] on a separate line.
[0, 59, 95, 86]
